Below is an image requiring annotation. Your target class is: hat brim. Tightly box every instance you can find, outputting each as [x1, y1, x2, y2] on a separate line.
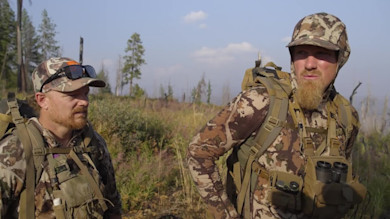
[287, 37, 339, 51]
[51, 77, 106, 93]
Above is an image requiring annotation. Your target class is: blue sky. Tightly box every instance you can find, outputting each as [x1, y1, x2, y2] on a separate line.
[13, 0, 390, 105]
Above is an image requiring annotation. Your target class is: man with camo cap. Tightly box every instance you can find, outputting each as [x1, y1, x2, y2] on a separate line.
[187, 12, 365, 218]
[0, 57, 122, 218]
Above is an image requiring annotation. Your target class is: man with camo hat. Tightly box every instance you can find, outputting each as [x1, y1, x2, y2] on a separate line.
[0, 57, 122, 218]
[187, 12, 365, 218]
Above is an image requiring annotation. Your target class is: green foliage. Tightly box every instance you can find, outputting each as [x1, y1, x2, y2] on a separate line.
[122, 32, 146, 96]
[96, 65, 112, 94]
[191, 74, 206, 104]
[167, 83, 173, 100]
[22, 8, 41, 91]
[132, 83, 145, 98]
[0, 0, 17, 92]
[348, 131, 390, 218]
[38, 9, 60, 60]
[89, 96, 170, 154]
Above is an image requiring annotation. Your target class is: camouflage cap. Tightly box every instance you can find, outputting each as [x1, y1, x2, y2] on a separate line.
[287, 12, 351, 69]
[32, 57, 106, 93]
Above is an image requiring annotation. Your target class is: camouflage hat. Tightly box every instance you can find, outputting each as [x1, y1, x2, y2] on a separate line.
[32, 57, 106, 93]
[287, 12, 351, 69]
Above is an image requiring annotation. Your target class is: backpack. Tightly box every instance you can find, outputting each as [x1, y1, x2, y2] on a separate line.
[228, 63, 365, 217]
[0, 93, 108, 219]
[0, 93, 39, 218]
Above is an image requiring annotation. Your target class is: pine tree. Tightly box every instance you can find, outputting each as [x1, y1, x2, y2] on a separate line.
[0, 0, 17, 92]
[207, 80, 212, 104]
[122, 32, 145, 96]
[133, 84, 145, 98]
[191, 74, 206, 104]
[167, 83, 173, 100]
[22, 8, 41, 91]
[38, 9, 60, 60]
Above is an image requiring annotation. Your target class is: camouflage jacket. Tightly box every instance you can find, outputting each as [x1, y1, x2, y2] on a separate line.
[187, 86, 359, 218]
[0, 118, 122, 218]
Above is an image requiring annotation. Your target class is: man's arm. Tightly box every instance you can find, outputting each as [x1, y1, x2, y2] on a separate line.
[187, 89, 270, 218]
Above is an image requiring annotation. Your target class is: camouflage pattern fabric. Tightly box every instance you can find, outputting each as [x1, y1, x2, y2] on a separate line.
[187, 85, 359, 218]
[0, 118, 122, 218]
[32, 57, 106, 93]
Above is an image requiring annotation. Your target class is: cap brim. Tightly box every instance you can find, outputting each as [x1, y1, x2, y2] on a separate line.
[287, 37, 339, 51]
[51, 77, 106, 92]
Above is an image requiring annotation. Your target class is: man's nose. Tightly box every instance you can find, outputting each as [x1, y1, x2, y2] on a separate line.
[304, 55, 318, 70]
[78, 93, 89, 107]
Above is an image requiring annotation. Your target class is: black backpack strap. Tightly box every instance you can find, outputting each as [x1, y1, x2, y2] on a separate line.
[7, 93, 35, 219]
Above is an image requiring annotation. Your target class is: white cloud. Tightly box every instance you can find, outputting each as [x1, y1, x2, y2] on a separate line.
[183, 11, 207, 23]
[192, 42, 257, 65]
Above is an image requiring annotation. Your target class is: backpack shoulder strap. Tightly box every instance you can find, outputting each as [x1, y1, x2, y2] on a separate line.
[251, 76, 291, 158]
[329, 93, 358, 156]
[333, 93, 359, 135]
[236, 74, 291, 214]
[7, 93, 35, 219]
[26, 121, 46, 182]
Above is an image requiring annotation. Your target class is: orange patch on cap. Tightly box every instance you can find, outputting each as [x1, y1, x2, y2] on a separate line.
[66, 60, 80, 66]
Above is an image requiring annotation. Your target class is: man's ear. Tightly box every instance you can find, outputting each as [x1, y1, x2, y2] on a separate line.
[35, 92, 48, 110]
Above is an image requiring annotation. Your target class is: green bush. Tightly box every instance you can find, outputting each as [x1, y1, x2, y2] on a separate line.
[89, 95, 172, 154]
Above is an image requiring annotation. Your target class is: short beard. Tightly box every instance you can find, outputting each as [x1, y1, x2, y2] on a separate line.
[295, 71, 324, 110]
[68, 107, 88, 130]
[51, 106, 88, 130]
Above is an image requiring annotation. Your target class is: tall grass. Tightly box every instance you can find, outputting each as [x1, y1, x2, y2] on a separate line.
[88, 94, 222, 218]
[348, 95, 390, 219]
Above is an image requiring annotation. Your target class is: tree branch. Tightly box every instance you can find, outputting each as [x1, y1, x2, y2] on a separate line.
[350, 81, 362, 104]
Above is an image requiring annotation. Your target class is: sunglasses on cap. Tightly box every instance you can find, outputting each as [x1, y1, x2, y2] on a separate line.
[39, 65, 97, 92]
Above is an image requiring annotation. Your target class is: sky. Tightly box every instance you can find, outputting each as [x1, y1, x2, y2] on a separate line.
[11, 0, 390, 106]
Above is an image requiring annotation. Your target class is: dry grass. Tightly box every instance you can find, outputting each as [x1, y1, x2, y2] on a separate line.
[89, 94, 222, 218]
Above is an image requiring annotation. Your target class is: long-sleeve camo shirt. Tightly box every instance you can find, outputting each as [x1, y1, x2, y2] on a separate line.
[187, 86, 359, 219]
[0, 118, 122, 218]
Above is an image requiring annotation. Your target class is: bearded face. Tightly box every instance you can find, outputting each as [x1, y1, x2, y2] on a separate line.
[295, 70, 326, 110]
[42, 86, 90, 131]
[49, 105, 88, 130]
[291, 45, 338, 110]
